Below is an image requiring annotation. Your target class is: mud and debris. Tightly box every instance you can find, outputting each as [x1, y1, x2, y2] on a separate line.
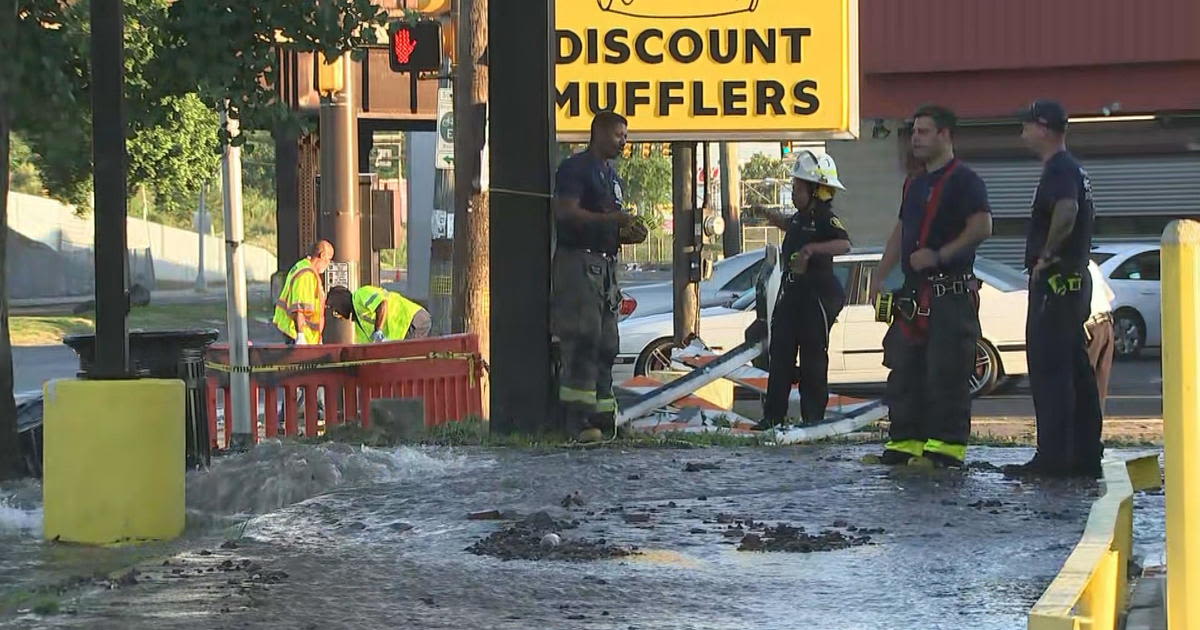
[467, 512, 636, 562]
[684, 462, 721, 472]
[736, 523, 883, 553]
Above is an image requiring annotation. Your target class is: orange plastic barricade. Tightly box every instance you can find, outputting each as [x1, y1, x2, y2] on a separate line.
[205, 334, 485, 449]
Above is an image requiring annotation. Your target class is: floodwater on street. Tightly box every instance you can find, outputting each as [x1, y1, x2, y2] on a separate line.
[0, 442, 1165, 630]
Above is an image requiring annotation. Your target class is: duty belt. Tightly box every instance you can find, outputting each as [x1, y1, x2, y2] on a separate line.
[576, 248, 617, 261]
[930, 273, 978, 298]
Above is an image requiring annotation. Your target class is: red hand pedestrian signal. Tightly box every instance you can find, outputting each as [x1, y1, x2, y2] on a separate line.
[393, 28, 417, 65]
[388, 20, 442, 73]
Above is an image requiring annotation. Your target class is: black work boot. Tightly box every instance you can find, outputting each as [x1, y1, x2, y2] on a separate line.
[861, 449, 915, 466]
[923, 452, 964, 470]
[753, 417, 784, 431]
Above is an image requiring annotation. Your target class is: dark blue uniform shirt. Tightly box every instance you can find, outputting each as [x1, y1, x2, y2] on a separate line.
[1024, 151, 1095, 271]
[899, 159, 990, 277]
[780, 202, 850, 299]
[554, 150, 624, 255]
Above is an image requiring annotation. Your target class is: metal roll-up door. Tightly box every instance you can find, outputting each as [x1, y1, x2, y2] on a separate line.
[970, 153, 1200, 269]
[970, 154, 1200, 218]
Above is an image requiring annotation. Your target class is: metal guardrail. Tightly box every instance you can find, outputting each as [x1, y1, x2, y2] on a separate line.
[1027, 455, 1162, 630]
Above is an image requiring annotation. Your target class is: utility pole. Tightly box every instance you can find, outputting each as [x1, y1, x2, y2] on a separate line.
[489, 2, 554, 433]
[319, 55, 359, 344]
[194, 183, 209, 292]
[672, 142, 699, 345]
[220, 107, 252, 450]
[451, 0, 489, 364]
[89, 0, 130, 379]
[719, 142, 741, 256]
[428, 57, 454, 336]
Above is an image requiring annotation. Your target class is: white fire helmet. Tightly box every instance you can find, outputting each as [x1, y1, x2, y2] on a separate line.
[790, 150, 846, 191]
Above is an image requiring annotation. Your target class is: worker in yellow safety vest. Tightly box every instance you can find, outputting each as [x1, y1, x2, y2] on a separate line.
[273, 240, 334, 345]
[326, 284, 432, 344]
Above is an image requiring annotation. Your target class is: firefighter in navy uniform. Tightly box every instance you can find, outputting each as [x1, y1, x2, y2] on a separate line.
[552, 111, 648, 442]
[867, 105, 993, 469]
[1005, 100, 1104, 479]
[756, 151, 852, 429]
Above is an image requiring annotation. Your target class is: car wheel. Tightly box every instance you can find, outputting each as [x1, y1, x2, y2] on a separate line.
[1113, 309, 1145, 360]
[634, 337, 676, 376]
[969, 340, 1001, 398]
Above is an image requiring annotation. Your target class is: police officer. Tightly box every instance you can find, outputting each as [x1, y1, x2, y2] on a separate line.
[868, 104, 993, 469]
[756, 151, 851, 429]
[552, 111, 648, 442]
[1005, 100, 1104, 478]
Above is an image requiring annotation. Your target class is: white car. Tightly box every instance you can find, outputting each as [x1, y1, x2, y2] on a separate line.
[619, 248, 765, 320]
[1090, 242, 1161, 359]
[617, 251, 1031, 397]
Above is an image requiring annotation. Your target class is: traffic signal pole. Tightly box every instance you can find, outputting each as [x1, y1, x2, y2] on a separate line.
[318, 56, 359, 344]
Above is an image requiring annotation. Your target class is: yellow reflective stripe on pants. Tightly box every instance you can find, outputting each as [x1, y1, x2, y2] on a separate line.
[559, 386, 597, 406]
[923, 439, 967, 462]
[885, 439, 925, 457]
[595, 398, 617, 413]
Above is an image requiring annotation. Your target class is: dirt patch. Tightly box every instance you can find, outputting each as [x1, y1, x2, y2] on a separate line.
[466, 512, 637, 562]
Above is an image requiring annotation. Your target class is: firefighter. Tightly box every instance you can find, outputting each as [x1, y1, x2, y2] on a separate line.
[755, 151, 851, 429]
[867, 104, 993, 469]
[1004, 99, 1104, 479]
[273, 240, 334, 345]
[552, 111, 648, 442]
[326, 285, 432, 344]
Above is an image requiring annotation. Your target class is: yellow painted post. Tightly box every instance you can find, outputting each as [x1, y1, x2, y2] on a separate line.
[1162, 219, 1200, 630]
[43, 379, 185, 545]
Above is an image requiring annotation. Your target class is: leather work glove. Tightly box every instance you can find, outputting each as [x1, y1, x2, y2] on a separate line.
[619, 219, 649, 245]
[371, 330, 387, 343]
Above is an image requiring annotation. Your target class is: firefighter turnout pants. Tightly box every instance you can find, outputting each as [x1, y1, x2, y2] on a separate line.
[882, 290, 980, 462]
[764, 288, 843, 424]
[1027, 271, 1104, 474]
[552, 248, 620, 433]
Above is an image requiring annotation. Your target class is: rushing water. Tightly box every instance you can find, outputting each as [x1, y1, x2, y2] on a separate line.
[0, 443, 1165, 630]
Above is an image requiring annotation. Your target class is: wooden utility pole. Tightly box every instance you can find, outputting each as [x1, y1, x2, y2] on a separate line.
[719, 141, 742, 256]
[452, 0, 489, 366]
[0, 90, 23, 479]
[671, 142, 699, 345]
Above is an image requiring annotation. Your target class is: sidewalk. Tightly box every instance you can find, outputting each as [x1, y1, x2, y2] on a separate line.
[10, 284, 272, 314]
[1124, 569, 1166, 630]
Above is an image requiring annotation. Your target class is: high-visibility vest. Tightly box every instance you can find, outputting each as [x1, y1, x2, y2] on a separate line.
[272, 258, 324, 344]
[351, 285, 423, 344]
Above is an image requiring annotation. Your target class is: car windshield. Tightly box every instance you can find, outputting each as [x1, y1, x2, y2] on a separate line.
[973, 257, 1027, 291]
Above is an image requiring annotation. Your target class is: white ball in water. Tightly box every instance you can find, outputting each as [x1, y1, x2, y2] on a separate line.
[540, 533, 561, 548]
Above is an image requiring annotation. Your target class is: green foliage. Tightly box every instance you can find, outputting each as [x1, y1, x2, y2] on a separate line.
[154, 0, 388, 140]
[7, 135, 43, 195]
[740, 153, 789, 181]
[615, 152, 671, 228]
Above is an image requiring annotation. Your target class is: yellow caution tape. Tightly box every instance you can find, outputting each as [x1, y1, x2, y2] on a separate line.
[205, 351, 486, 387]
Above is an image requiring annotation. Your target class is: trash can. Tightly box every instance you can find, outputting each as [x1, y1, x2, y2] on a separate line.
[63, 329, 220, 470]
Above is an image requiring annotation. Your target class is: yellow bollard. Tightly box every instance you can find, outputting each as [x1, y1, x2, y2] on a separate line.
[43, 378, 185, 545]
[1162, 219, 1200, 630]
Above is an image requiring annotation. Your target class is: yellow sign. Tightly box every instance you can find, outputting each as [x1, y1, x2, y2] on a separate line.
[555, 0, 859, 141]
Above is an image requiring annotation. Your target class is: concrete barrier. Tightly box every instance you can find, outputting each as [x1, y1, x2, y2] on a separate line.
[5, 192, 277, 296]
[1027, 455, 1162, 630]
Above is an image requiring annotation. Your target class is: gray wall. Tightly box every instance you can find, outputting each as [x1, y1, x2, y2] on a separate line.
[826, 126, 908, 249]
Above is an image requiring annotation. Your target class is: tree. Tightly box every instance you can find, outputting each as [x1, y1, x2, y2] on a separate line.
[452, 0, 490, 373]
[616, 152, 671, 228]
[739, 153, 790, 209]
[15, 0, 221, 216]
[0, 0, 386, 477]
[740, 153, 789, 181]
